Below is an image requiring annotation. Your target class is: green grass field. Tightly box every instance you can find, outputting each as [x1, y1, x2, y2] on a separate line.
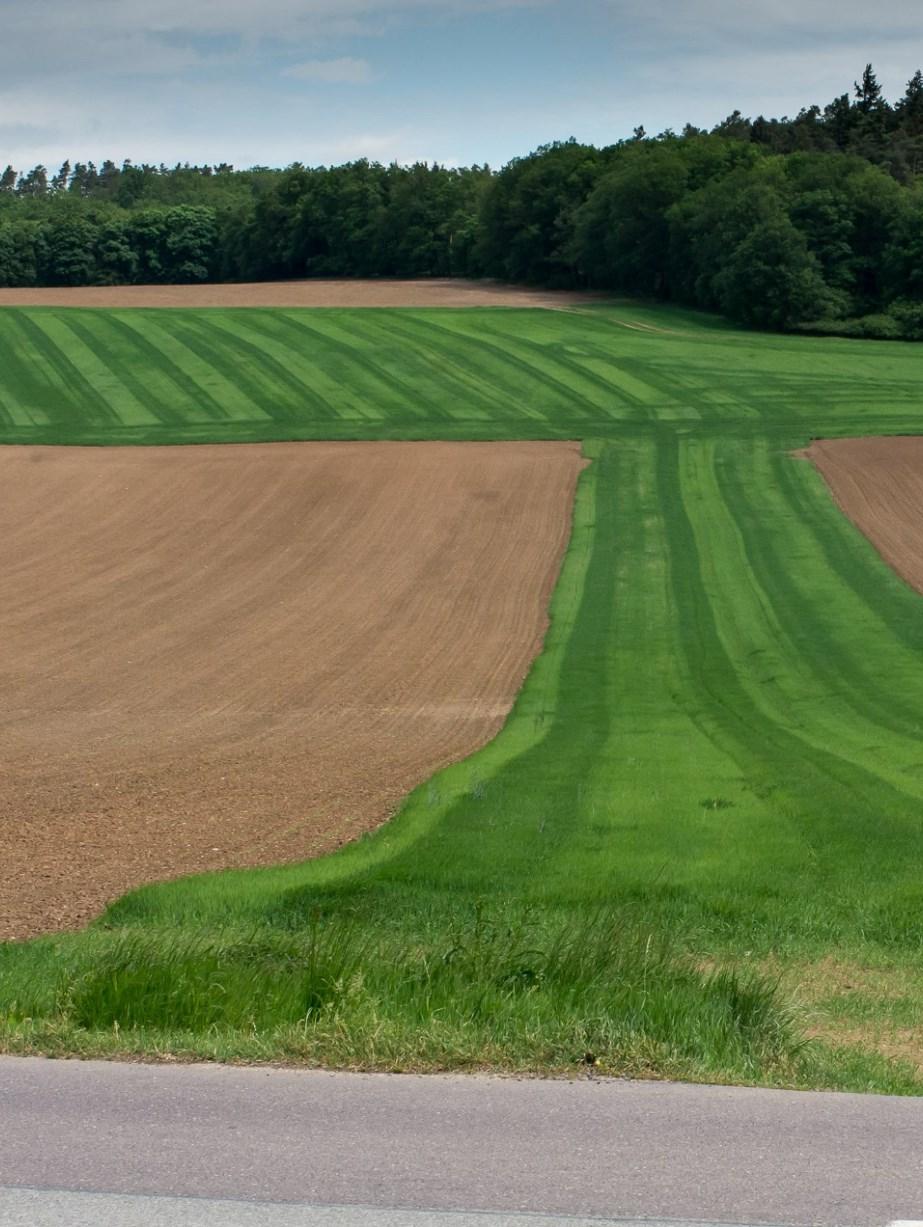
[1, 303, 919, 445]
[2, 301, 923, 1090]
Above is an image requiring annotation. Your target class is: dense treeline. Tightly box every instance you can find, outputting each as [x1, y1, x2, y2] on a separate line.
[0, 162, 489, 287]
[3, 65, 923, 337]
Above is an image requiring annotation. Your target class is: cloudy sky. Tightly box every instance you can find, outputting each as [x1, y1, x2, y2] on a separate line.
[2, 0, 922, 172]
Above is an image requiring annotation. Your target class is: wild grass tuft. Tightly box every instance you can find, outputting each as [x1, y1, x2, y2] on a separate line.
[1, 905, 807, 1079]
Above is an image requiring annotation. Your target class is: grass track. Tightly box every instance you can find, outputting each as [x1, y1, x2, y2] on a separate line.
[2, 301, 923, 1089]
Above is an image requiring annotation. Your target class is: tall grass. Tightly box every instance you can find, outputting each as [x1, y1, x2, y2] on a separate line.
[1, 906, 807, 1080]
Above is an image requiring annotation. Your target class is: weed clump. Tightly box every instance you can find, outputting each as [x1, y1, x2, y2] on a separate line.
[18, 905, 804, 1079]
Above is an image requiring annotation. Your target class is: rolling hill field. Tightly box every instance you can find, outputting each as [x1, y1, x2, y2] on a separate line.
[0, 302, 919, 446]
[0, 440, 583, 939]
[2, 298, 923, 1090]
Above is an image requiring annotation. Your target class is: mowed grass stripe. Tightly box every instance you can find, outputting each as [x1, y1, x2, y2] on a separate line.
[456, 313, 661, 413]
[588, 354, 697, 419]
[663, 433, 923, 882]
[688, 439, 923, 816]
[153, 314, 301, 423]
[550, 438, 788, 893]
[225, 313, 392, 420]
[6, 313, 124, 428]
[525, 437, 781, 900]
[482, 311, 767, 421]
[432, 309, 665, 416]
[44, 314, 161, 427]
[283, 312, 453, 417]
[0, 385, 49, 429]
[2, 304, 923, 444]
[252, 312, 417, 420]
[719, 440, 923, 746]
[54, 315, 182, 427]
[352, 312, 534, 420]
[774, 443, 923, 657]
[464, 311, 664, 418]
[203, 313, 370, 422]
[368, 310, 560, 419]
[0, 314, 74, 428]
[404, 312, 625, 418]
[107, 313, 253, 424]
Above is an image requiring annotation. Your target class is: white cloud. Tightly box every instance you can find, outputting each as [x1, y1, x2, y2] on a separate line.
[0, 0, 552, 91]
[283, 56, 373, 83]
[3, 0, 919, 172]
[596, 0, 923, 126]
[608, 0, 921, 38]
[308, 129, 426, 163]
[3, 0, 548, 44]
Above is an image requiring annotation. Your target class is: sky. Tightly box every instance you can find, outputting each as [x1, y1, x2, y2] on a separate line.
[2, 0, 922, 172]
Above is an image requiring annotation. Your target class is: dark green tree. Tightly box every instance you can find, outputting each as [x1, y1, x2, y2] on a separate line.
[855, 64, 886, 115]
[823, 94, 856, 150]
[573, 144, 688, 294]
[95, 216, 139, 284]
[38, 217, 97, 285]
[16, 165, 48, 198]
[883, 187, 923, 301]
[477, 141, 604, 284]
[50, 161, 71, 193]
[163, 205, 217, 281]
[0, 221, 38, 285]
[713, 215, 836, 328]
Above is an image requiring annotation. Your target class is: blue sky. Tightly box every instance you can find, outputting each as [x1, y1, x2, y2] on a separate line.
[1, 0, 922, 171]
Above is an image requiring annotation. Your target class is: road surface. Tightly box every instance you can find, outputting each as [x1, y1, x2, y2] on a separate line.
[1, 1058, 921, 1225]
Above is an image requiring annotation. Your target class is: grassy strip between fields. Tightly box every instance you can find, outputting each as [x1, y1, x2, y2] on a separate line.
[2, 304, 923, 1090]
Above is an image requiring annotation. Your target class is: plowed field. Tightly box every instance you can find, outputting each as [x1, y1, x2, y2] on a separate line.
[0, 278, 604, 309]
[0, 441, 585, 938]
[805, 436, 923, 595]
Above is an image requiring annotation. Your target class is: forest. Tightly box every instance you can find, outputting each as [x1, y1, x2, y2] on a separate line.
[2, 65, 923, 338]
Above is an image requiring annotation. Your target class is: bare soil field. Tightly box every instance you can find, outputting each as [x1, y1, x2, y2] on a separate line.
[804, 436, 923, 594]
[0, 278, 605, 310]
[0, 441, 585, 939]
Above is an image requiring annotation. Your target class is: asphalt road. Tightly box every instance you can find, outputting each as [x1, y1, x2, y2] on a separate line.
[1, 1057, 921, 1226]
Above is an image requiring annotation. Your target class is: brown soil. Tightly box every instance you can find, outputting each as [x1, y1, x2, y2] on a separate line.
[0, 278, 606, 310]
[0, 441, 585, 939]
[802, 436, 923, 594]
